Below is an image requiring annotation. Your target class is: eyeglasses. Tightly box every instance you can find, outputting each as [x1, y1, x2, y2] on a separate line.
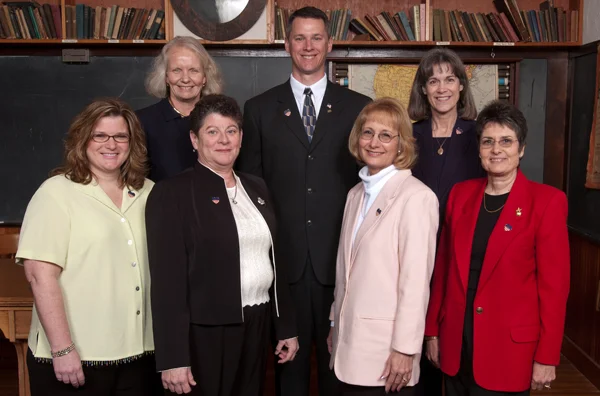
[360, 130, 399, 144]
[91, 133, 130, 143]
[480, 137, 517, 149]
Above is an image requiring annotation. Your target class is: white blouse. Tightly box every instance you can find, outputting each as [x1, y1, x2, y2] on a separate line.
[227, 177, 274, 307]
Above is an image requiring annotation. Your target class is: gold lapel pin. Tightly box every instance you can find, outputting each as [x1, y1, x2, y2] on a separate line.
[516, 207, 522, 217]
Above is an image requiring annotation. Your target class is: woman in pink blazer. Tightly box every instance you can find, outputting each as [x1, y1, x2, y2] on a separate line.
[328, 98, 439, 395]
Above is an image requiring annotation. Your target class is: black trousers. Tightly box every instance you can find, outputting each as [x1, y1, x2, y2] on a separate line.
[175, 302, 270, 396]
[275, 260, 340, 396]
[414, 346, 442, 396]
[27, 349, 161, 396]
[341, 381, 416, 396]
[445, 352, 530, 396]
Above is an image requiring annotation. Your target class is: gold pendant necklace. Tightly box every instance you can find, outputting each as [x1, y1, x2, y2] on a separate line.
[435, 137, 449, 155]
[168, 97, 186, 118]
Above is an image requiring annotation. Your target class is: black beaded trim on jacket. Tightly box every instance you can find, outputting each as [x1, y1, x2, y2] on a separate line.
[35, 350, 154, 366]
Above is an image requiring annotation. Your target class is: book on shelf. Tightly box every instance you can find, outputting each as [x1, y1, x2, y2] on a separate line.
[62, 4, 164, 40]
[0, 1, 61, 39]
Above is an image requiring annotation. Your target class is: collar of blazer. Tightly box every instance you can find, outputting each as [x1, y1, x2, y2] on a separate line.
[344, 169, 412, 266]
[454, 169, 531, 293]
[191, 162, 276, 238]
[276, 80, 344, 151]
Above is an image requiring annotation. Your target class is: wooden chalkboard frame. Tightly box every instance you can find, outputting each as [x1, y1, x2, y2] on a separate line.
[171, 0, 267, 41]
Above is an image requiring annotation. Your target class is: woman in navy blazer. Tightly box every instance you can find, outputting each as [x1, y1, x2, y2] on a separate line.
[137, 36, 223, 182]
[407, 48, 484, 396]
[408, 49, 484, 221]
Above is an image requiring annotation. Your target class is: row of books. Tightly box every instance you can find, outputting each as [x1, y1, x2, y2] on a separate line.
[497, 64, 511, 101]
[0, 2, 61, 39]
[274, 5, 353, 41]
[349, 7, 430, 42]
[0, 1, 165, 40]
[349, 7, 577, 43]
[491, 0, 578, 42]
[274, 0, 578, 43]
[430, 7, 577, 43]
[63, 5, 164, 40]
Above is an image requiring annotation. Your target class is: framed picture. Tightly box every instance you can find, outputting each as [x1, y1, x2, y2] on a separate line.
[171, 0, 270, 42]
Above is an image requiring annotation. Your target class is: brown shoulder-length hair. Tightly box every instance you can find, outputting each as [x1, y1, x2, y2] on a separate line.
[349, 97, 417, 170]
[407, 48, 477, 121]
[52, 98, 148, 190]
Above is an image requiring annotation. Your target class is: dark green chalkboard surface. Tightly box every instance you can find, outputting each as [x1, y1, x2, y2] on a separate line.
[0, 55, 291, 223]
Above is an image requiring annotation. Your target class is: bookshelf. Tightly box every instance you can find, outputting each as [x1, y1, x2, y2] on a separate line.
[0, 0, 584, 47]
[0, 0, 170, 44]
[266, 0, 583, 47]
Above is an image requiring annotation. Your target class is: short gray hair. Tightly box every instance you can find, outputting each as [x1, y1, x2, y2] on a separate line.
[145, 36, 223, 98]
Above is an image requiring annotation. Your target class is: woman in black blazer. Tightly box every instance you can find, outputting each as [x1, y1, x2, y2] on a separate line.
[407, 49, 484, 396]
[137, 36, 223, 182]
[145, 94, 298, 396]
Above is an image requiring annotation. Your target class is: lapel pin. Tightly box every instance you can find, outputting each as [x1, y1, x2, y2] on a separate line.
[284, 109, 291, 117]
[257, 197, 265, 205]
[127, 190, 135, 198]
[516, 207, 522, 217]
[456, 127, 463, 135]
[327, 103, 332, 113]
[504, 224, 512, 231]
[212, 197, 220, 204]
[376, 208, 382, 216]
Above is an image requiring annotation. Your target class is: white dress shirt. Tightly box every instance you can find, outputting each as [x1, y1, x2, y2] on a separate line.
[290, 73, 328, 119]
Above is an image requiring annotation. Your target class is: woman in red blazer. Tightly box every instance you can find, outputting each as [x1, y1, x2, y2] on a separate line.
[425, 101, 570, 396]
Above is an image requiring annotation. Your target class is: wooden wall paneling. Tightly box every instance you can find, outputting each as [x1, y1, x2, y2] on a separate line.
[562, 231, 600, 390]
[543, 54, 569, 190]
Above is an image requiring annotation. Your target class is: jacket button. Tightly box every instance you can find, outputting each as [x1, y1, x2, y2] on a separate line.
[476, 307, 483, 314]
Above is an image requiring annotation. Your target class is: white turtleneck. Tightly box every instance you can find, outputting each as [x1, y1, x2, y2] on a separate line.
[351, 164, 399, 247]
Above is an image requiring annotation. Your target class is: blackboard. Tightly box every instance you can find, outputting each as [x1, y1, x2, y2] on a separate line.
[0, 55, 291, 224]
[567, 51, 600, 242]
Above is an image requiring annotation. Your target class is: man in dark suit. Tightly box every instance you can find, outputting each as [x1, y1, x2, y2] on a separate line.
[236, 6, 370, 396]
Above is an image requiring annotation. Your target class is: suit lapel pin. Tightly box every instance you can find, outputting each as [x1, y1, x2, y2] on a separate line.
[516, 207, 522, 217]
[456, 127, 463, 135]
[212, 197, 220, 204]
[376, 208, 382, 216]
[327, 103, 332, 113]
[127, 190, 135, 198]
[257, 197, 265, 205]
[284, 109, 291, 117]
[504, 224, 512, 231]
